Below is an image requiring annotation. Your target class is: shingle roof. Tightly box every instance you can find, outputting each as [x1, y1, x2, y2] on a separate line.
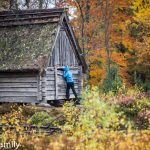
[0, 9, 65, 72]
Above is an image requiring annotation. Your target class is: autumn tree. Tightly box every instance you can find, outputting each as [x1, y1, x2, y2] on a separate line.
[126, 0, 150, 88]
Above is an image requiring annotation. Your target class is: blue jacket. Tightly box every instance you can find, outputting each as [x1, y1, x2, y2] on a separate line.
[63, 67, 73, 83]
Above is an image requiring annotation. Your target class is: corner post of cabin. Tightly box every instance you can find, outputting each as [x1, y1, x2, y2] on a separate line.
[54, 66, 58, 100]
[78, 66, 82, 97]
[37, 74, 42, 102]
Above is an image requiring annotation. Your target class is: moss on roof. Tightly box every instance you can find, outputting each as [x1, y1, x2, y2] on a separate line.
[0, 23, 57, 71]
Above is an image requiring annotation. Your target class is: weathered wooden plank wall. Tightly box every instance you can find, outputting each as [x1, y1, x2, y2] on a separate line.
[45, 27, 82, 101]
[50, 29, 78, 67]
[44, 68, 55, 101]
[43, 67, 81, 101]
[0, 72, 38, 103]
[57, 68, 80, 99]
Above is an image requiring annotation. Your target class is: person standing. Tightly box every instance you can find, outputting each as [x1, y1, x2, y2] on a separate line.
[63, 67, 80, 105]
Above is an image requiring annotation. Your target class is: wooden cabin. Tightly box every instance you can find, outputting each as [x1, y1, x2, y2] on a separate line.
[0, 8, 87, 104]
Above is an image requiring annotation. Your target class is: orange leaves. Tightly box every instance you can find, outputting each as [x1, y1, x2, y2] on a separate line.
[111, 52, 126, 67]
[88, 49, 106, 85]
[66, 0, 149, 85]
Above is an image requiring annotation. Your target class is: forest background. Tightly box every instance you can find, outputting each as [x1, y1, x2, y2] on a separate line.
[0, 0, 149, 91]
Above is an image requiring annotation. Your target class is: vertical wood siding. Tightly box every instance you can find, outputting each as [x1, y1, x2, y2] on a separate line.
[50, 29, 78, 67]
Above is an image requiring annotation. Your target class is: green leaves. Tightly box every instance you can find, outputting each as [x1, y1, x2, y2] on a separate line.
[102, 65, 123, 94]
[28, 111, 54, 126]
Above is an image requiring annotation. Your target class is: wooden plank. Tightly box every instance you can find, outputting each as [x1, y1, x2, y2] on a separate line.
[0, 78, 37, 83]
[46, 72, 55, 76]
[45, 86, 56, 91]
[47, 26, 81, 67]
[45, 91, 55, 96]
[37, 75, 42, 101]
[46, 95, 55, 100]
[42, 87, 46, 93]
[46, 95, 75, 100]
[0, 83, 37, 88]
[42, 96, 46, 101]
[57, 72, 64, 75]
[0, 92, 37, 97]
[0, 9, 64, 16]
[57, 95, 75, 100]
[57, 93, 77, 97]
[69, 70, 79, 74]
[41, 77, 46, 99]
[46, 75, 55, 79]
[64, 18, 82, 64]
[0, 87, 37, 92]
[0, 15, 60, 22]
[60, 31, 63, 66]
[0, 20, 59, 27]
[47, 24, 61, 67]
[45, 82, 55, 86]
[57, 76, 65, 80]
[0, 96, 38, 103]
[45, 67, 55, 100]
[55, 67, 58, 99]
[59, 32, 61, 66]
[0, 74, 37, 78]
[55, 33, 59, 65]
[46, 91, 55, 95]
[46, 67, 55, 71]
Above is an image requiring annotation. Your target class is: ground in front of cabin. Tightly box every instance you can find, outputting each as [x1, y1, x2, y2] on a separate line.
[0, 88, 150, 150]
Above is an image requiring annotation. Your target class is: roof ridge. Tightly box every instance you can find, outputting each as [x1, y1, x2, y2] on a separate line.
[0, 8, 67, 27]
[0, 8, 68, 16]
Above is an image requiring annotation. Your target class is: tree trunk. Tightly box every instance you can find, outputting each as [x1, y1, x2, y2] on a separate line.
[104, 0, 111, 79]
[75, 0, 85, 54]
[104, 18, 111, 78]
[85, 0, 90, 23]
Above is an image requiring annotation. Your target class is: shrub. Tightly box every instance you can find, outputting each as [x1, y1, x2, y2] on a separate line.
[21, 106, 37, 117]
[28, 111, 54, 126]
[102, 66, 122, 94]
[142, 81, 150, 92]
[0, 103, 19, 115]
[0, 106, 26, 143]
[135, 77, 150, 92]
[61, 87, 126, 139]
[115, 90, 150, 129]
[22, 130, 150, 150]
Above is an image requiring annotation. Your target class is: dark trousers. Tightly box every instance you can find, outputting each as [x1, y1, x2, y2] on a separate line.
[66, 82, 78, 101]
